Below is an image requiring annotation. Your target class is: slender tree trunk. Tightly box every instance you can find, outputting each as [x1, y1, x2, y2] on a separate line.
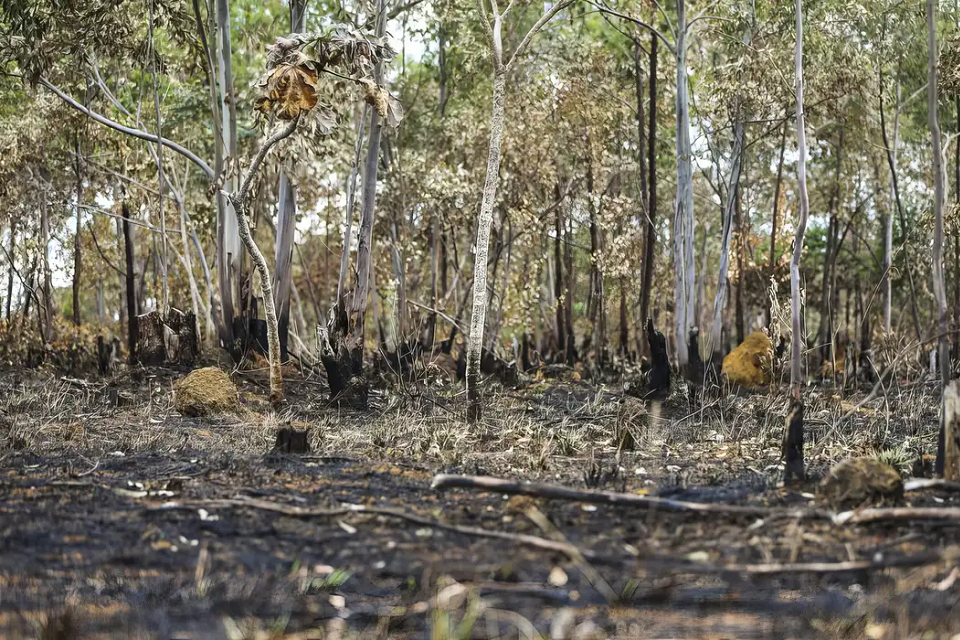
[273, 0, 306, 360]
[818, 126, 844, 370]
[929, 1, 949, 379]
[639, 31, 658, 351]
[149, 0, 169, 313]
[791, 0, 809, 392]
[425, 211, 440, 348]
[554, 188, 566, 357]
[635, 39, 648, 218]
[879, 63, 923, 341]
[335, 0, 387, 385]
[122, 203, 138, 362]
[734, 174, 746, 344]
[39, 174, 53, 343]
[767, 120, 787, 328]
[674, 0, 696, 370]
[954, 95, 960, 338]
[563, 211, 576, 363]
[439, 24, 449, 118]
[466, 66, 506, 422]
[489, 216, 513, 353]
[337, 106, 367, 303]
[785, 0, 810, 484]
[216, 0, 243, 351]
[227, 118, 299, 405]
[5, 217, 14, 319]
[72, 134, 83, 326]
[709, 108, 744, 361]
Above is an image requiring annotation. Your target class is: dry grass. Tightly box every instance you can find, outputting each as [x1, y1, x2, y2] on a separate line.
[0, 364, 943, 488]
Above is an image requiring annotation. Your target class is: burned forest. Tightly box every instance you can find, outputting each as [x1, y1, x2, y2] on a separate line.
[4, 0, 960, 638]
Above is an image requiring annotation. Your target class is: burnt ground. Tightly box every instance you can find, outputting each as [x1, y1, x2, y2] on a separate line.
[2, 363, 960, 639]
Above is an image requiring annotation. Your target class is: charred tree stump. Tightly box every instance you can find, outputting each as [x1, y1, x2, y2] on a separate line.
[317, 302, 368, 408]
[135, 311, 166, 366]
[783, 399, 805, 484]
[272, 427, 311, 454]
[937, 380, 960, 480]
[164, 308, 200, 365]
[685, 327, 704, 384]
[97, 335, 120, 376]
[521, 332, 534, 373]
[644, 318, 670, 399]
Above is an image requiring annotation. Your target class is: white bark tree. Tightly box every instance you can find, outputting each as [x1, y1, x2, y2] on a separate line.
[465, 0, 573, 422]
[272, 0, 308, 360]
[928, 0, 949, 386]
[791, 0, 809, 399]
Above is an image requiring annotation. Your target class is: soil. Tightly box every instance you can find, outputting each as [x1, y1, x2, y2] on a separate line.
[2, 364, 959, 639]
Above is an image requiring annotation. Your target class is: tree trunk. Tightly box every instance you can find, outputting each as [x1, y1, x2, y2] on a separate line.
[817, 126, 844, 371]
[554, 188, 566, 358]
[563, 209, 576, 363]
[639, 31, 658, 353]
[347, 45, 385, 367]
[954, 94, 960, 341]
[709, 109, 744, 362]
[39, 173, 53, 343]
[734, 175, 746, 344]
[466, 66, 507, 422]
[767, 120, 787, 328]
[673, 0, 694, 369]
[72, 134, 83, 326]
[122, 202, 139, 363]
[149, 0, 169, 313]
[5, 217, 14, 319]
[879, 63, 923, 341]
[320, 0, 387, 400]
[337, 106, 367, 304]
[227, 118, 299, 405]
[929, 0, 951, 472]
[786, 0, 809, 483]
[216, 0, 244, 353]
[273, 0, 306, 360]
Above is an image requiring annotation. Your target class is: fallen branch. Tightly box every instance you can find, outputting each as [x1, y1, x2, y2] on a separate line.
[834, 507, 960, 525]
[904, 478, 960, 493]
[431, 474, 823, 519]
[718, 553, 943, 576]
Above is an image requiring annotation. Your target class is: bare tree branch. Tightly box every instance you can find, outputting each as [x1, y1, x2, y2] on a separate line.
[39, 77, 215, 180]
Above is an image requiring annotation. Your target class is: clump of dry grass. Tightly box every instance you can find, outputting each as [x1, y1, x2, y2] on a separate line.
[174, 367, 241, 417]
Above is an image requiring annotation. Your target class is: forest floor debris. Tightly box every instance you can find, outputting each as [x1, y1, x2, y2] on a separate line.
[1, 365, 959, 639]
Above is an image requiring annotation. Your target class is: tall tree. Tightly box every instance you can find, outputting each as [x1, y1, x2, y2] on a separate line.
[464, 0, 573, 422]
[785, 0, 809, 484]
[273, 0, 308, 361]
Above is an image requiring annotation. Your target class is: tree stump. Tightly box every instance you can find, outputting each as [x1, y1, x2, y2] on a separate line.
[272, 427, 310, 454]
[97, 335, 120, 376]
[644, 318, 670, 399]
[135, 311, 166, 365]
[783, 399, 805, 484]
[164, 308, 200, 365]
[940, 380, 960, 481]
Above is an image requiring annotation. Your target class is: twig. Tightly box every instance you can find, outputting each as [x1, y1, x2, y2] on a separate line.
[431, 474, 824, 519]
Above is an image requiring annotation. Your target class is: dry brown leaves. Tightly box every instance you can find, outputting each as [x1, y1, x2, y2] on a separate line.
[255, 64, 319, 121]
